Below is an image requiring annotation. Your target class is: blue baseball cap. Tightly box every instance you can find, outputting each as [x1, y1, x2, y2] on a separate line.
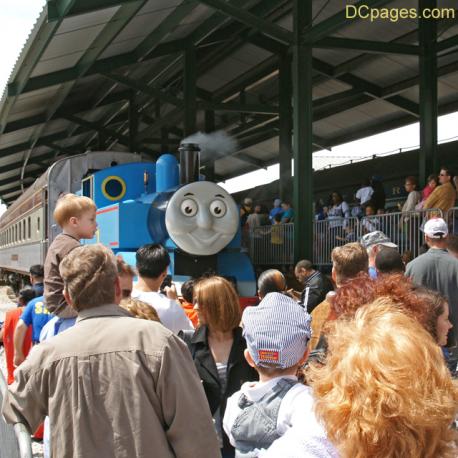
[242, 293, 312, 369]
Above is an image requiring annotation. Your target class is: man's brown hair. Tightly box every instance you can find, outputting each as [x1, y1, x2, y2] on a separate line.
[331, 242, 368, 285]
[194, 276, 241, 333]
[53, 194, 96, 227]
[59, 244, 117, 311]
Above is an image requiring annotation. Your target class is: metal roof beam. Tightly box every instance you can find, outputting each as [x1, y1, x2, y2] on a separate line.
[101, 73, 184, 107]
[91, 0, 284, 147]
[382, 60, 458, 97]
[320, 98, 458, 150]
[214, 98, 458, 181]
[3, 90, 130, 134]
[0, 175, 34, 188]
[0, 0, 78, 133]
[302, 0, 394, 43]
[437, 34, 458, 53]
[9, 40, 185, 96]
[0, 151, 55, 175]
[194, 0, 289, 82]
[234, 153, 267, 169]
[78, 0, 202, 148]
[312, 58, 420, 117]
[213, 55, 278, 102]
[202, 102, 279, 114]
[48, 0, 142, 21]
[314, 37, 421, 55]
[197, 0, 293, 45]
[20, 0, 149, 188]
[134, 1, 198, 61]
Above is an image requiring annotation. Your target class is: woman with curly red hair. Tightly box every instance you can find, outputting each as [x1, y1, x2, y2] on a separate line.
[263, 299, 458, 458]
[310, 299, 458, 458]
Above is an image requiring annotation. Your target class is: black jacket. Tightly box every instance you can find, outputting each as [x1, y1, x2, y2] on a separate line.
[180, 325, 258, 452]
[300, 271, 334, 313]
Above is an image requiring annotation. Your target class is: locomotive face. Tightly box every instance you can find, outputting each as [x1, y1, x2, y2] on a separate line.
[165, 181, 239, 256]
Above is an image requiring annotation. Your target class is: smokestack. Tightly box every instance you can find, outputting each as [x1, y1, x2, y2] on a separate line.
[179, 143, 200, 185]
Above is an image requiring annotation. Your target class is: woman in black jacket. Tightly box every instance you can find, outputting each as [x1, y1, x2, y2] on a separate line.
[180, 276, 257, 458]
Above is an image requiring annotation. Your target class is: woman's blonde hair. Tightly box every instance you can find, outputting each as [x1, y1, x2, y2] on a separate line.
[119, 298, 160, 323]
[309, 298, 458, 458]
[59, 244, 117, 311]
[53, 193, 96, 227]
[193, 276, 241, 332]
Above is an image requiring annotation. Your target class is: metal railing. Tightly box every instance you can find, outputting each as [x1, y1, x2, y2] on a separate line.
[248, 209, 444, 266]
[447, 207, 458, 234]
[248, 223, 294, 265]
[0, 365, 33, 458]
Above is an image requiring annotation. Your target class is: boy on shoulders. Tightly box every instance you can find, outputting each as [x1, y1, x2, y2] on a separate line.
[44, 194, 97, 319]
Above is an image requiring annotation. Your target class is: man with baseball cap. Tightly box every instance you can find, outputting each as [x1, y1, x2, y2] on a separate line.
[360, 231, 397, 279]
[222, 293, 336, 457]
[406, 218, 458, 346]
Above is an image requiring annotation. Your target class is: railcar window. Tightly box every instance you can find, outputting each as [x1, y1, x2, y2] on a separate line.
[37, 216, 40, 233]
[19, 222, 22, 241]
[23, 220, 26, 241]
[28, 217, 31, 239]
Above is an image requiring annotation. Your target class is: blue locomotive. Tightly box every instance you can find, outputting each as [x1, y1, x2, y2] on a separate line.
[80, 144, 256, 297]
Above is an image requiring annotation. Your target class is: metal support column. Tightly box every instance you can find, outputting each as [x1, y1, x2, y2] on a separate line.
[279, 53, 292, 201]
[204, 110, 216, 181]
[419, 0, 438, 184]
[184, 45, 197, 136]
[128, 93, 138, 152]
[292, 0, 313, 262]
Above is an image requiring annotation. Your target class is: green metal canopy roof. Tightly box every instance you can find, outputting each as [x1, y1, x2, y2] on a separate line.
[0, 0, 457, 204]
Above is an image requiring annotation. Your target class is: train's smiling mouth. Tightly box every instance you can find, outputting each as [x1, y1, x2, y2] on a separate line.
[188, 231, 221, 246]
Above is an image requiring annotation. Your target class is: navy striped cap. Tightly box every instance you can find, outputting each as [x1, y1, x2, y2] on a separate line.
[242, 292, 312, 369]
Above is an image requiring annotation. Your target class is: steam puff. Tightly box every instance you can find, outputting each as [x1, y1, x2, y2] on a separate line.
[181, 130, 238, 157]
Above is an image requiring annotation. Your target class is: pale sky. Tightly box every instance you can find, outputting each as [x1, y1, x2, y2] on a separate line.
[0, 1, 457, 207]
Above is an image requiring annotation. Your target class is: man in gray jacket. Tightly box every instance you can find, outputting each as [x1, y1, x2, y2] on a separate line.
[2, 244, 219, 458]
[406, 218, 458, 346]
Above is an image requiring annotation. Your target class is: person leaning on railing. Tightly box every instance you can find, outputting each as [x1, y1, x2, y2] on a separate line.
[423, 167, 456, 214]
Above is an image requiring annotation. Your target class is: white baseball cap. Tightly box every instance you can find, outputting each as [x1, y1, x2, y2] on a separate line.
[423, 218, 448, 239]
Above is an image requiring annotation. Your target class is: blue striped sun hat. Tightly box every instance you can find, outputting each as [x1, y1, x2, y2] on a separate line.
[242, 292, 312, 369]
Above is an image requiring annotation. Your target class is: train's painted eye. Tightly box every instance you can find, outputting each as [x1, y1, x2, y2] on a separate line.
[209, 200, 226, 218]
[180, 199, 198, 217]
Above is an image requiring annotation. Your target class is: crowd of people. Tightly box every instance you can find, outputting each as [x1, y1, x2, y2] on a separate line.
[242, 168, 458, 265]
[0, 188, 457, 457]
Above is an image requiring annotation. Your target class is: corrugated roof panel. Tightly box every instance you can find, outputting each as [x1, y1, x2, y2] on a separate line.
[215, 156, 248, 175]
[313, 47, 362, 66]
[352, 55, 419, 87]
[441, 72, 458, 91]
[0, 127, 37, 149]
[138, 0, 183, 15]
[56, 7, 119, 35]
[313, 79, 351, 98]
[0, 151, 26, 168]
[98, 37, 145, 60]
[41, 23, 107, 61]
[243, 138, 279, 159]
[108, 8, 173, 45]
[31, 51, 86, 77]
